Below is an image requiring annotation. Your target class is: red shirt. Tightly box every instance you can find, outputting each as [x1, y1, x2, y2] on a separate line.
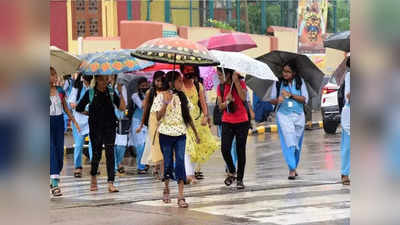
[217, 80, 248, 124]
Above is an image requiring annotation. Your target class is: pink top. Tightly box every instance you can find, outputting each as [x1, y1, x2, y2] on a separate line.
[217, 80, 248, 124]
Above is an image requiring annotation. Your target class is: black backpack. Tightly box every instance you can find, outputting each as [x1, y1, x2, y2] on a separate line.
[337, 81, 345, 114]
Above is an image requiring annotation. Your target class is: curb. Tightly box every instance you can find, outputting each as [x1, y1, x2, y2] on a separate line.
[249, 121, 323, 135]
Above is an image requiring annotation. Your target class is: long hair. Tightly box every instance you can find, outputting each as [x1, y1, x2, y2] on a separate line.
[143, 71, 166, 126]
[216, 67, 234, 82]
[282, 60, 302, 90]
[165, 71, 192, 126]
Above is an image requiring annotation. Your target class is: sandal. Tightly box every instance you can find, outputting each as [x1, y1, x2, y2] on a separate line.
[117, 166, 125, 174]
[224, 174, 236, 186]
[108, 183, 119, 193]
[195, 172, 204, 180]
[138, 169, 147, 175]
[51, 187, 63, 197]
[177, 198, 189, 208]
[162, 188, 171, 203]
[341, 175, 350, 185]
[74, 168, 82, 178]
[90, 177, 98, 191]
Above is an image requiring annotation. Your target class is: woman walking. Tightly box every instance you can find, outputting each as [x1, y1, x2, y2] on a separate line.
[129, 77, 149, 174]
[269, 61, 309, 180]
[217, 68, 250, 189]
[68, 73, 93, 178]
[50, 67, 80, 196]
[152, 71, 200, 208]
[340, 57, 350, 185]
[180, 65, 219, 183]
[76, 75, 126, 192]
[137, 71, 167, 179]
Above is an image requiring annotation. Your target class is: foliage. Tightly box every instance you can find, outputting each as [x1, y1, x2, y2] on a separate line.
[208, 19, 235, 31]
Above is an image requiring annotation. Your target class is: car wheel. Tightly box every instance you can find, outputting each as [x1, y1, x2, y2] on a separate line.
[323, 120, 339, 134]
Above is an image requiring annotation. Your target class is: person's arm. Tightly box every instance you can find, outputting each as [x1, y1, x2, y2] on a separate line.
[267, 82, 280, 105]
[232, 73, 246, 101]
[116, 84, 126, 111]
[345, 72, 350, 102]
[76, 91, 89, 114]
[132, 93, 143, 109]
[137, 90, 151, 133]
[68, 87, 78, 109]
[198, 84, 209, 126]
[62, 95, 80, 132]
[217, 85, 228, 110]
[156, 93, 171, 121]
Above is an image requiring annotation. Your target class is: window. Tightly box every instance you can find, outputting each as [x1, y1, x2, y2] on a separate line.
[71, 0, 102, 40]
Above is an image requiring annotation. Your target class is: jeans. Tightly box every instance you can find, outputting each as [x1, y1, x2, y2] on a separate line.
[159, 134, 187, 183]
[90, 126, 116, 182]
[72, 123, 92, 169]
[50, 115, 64, 179]
[221, 122, 249, 181]
[135, 144, 146, 170]
[114, 145, 126, 171]
[341, 129, 350, 176]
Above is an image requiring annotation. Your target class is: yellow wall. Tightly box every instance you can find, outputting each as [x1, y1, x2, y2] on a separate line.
[186, 27, 221, 42]
[242, 34, 272, 58]
[274, 30, 298, 53]
[82, 39, 121, 54]
[325, 48, 346, 75]
[141, 0, 199, 26]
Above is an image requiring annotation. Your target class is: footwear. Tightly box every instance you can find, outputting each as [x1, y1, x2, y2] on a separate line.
[288, 176, 296, 180]
[236, 180, 245, 190]
[137, 169, 147, 175]
[117, 166, 125, 174]
[288, 171, 296, 180]
[341, 175, 350, 185]
[90, 176, 98, 191]
[74, 168, 82, 178]
[195, 172, 204, 180]
[108, 182, 119, 193]
[177, 198, 189, 208]
[51, 187, 63, 197]
[224, 174, 236, 186]
[162, 187, 171, 203]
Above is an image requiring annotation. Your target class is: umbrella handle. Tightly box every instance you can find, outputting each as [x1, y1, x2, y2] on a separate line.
[221, 66, 233, 95]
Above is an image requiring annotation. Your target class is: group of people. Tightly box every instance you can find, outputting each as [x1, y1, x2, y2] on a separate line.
[50, 58, 350, 208]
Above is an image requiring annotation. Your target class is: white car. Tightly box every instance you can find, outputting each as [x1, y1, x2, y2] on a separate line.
[320, 75, 340, 134]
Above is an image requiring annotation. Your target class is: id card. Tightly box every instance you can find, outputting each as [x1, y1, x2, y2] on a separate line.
[288, 101, 294, 108]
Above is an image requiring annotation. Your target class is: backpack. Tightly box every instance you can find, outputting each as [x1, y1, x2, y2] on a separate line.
[337, 81, 345, 114]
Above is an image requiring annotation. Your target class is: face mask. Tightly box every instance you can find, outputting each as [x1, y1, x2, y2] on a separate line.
[184, 73, 195, 79]
[140, 87, 149, 93]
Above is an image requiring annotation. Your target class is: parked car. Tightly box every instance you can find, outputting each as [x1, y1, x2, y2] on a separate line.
[320, 75, 340, 134]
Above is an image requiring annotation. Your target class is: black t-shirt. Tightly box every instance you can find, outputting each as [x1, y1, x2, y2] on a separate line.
[76, 88, 120, 130]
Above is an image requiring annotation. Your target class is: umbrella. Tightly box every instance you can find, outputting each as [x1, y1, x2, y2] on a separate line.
[50, 46, 82, 76]
[198, 32, 257, 52]
[324, 31, 350, 52]
[131, 37, 219, 66]
[256, 50, 325, 99]
[332, 56, 349, 86]
[80, 49, 154, 75]
[209, 50, 277, 81]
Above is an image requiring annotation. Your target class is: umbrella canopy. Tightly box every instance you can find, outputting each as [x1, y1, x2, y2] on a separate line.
[324, 31, 350, 52]
[131, 37, 219, 66]
[332, 56, 349, 86]
[198, 32, 257, 52]
[50, 46, 82, 76]
[79, 49, 154, 75]
[209, 50, 277, 81]
[256, 51, 325, 99]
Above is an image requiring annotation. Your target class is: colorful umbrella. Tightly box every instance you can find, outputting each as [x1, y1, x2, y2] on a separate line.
[324, 31, 350, 52]
[198, 32, 257, 52]
[80, 49, 154, 75]
[50, 46, 82, 76]
[131, 37, 219, 66]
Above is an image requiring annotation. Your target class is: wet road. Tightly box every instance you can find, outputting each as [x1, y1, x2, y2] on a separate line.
[50, 128, 350, 225]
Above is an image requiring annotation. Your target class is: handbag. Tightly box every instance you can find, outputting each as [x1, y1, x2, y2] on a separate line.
[116, 117, 131, 135]
[213, 84, 225, 125]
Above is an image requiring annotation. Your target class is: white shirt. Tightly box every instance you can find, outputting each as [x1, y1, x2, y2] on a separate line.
[50, 95, 63, 116]
[115, 85, 128, 146]
[341, 72, 350, 134]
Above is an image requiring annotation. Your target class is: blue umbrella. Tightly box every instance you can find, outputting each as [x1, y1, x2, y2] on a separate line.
[80, 49, 154, 75]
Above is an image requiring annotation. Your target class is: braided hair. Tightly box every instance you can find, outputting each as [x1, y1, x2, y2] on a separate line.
[143, 71, 166, 126]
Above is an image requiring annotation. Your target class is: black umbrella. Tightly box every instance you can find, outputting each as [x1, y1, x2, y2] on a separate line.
[255, 51, 325, 99]
[324, 31, 350, 52]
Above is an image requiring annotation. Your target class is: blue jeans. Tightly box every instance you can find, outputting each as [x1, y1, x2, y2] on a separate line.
[50, 115, 64, 178]
[218, 126, 237, 169]
[114, 145, 126, 171]
[159, 134, 187, 183]
[135, 143, 146, 170]
[341, 129, 350, 176]
[72, 123, 92, 169]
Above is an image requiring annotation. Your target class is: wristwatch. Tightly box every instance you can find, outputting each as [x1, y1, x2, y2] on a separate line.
[289, 94, 294, 99]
